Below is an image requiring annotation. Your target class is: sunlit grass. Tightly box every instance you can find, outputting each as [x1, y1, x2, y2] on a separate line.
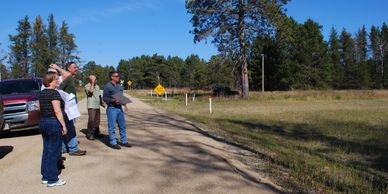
[129, 89, 388, 193]
[76, 87, 86, 100]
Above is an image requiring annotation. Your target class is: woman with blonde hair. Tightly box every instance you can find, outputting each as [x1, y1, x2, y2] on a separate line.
[38, 71, 68, 187]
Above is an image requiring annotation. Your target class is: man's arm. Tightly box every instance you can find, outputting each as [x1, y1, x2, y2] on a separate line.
[102, 85, 110, 104]
[50, 64, 71, 80]
[103, 84, 116, 104]
[86, 75, 96, 96]
[85, 83, 94, 97]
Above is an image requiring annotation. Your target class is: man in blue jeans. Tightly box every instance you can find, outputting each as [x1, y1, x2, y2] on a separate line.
[103, 71, 132, 150]
[54, 62, 87, 156]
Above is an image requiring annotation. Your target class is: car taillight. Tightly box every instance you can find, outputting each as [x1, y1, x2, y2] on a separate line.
[27, 100, 40, 112]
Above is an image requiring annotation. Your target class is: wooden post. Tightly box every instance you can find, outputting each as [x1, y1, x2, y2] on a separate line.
[185, 93, 188, 107]
[209, 96, 212, 113]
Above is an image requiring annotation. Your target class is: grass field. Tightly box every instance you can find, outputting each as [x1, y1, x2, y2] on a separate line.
[129, 89, 388, 193]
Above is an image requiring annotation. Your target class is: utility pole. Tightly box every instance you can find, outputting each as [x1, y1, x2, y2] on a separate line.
[261, 54, 264, 92]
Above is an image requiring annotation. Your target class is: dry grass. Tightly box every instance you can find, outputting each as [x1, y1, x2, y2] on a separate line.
[76, 87, 86, 100]
[129, 89, 388, 193]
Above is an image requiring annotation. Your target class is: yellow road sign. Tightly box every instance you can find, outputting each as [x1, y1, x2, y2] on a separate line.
[127, 80, 132, 86]
[154, 84, 165, 95]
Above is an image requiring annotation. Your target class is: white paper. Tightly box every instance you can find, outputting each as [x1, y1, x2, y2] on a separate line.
[57, 90, 80, 120]
[65, 96, 80, 120]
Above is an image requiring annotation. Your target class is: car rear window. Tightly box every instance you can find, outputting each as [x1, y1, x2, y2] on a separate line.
[0, 79, 41, 95]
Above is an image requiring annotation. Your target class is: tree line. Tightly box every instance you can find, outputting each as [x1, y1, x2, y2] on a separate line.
[250, 18, 388, 90]
[1, 9, 388, 92]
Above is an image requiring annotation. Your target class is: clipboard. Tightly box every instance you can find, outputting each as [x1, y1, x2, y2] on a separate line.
[112, 93, 132, 105]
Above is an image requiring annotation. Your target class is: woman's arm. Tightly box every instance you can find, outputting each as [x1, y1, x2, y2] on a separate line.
[52, 100, 67, 135]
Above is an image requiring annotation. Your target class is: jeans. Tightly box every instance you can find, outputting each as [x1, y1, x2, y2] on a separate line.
[106, 106, 127, 145]
[62, 118, 79, 153]
[39, 117, 62, 184]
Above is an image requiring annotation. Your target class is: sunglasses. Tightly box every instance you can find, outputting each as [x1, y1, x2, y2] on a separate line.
[113, 75, 119, 77]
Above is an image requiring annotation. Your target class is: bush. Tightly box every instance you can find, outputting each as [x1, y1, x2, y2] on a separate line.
[212, 85, 239, 97]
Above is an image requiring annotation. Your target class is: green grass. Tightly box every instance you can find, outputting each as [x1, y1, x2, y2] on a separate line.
[129, 89, 388, 193]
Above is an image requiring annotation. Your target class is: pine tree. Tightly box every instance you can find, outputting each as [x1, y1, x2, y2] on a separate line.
[47, 14, 59, 64]
[297, 19, 331, 88]
[31, 15, 49, 77]
[339, 29, 358, 88]
[355, 26, 370, 88]
[166, 56, 185, 88]
[128, 56, 147, 89]
[117, 59, 132, 88]
[58, 21, 79, 66]
[193, 58, 208, 88]
[381, 23, 388, 88]
[207, 55, 235, 89]
[186, 0, 289, 98]
[370, 25, 383, 88]
[0, 43, 9, 80]
[249, 34, 279, 90]
[328, 27, 343, 88]
[272, 16, 300, 90]
[8, 16, 32, 78]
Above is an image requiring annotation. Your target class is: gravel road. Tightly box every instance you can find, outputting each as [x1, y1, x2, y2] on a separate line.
[0, 93, 283, 194]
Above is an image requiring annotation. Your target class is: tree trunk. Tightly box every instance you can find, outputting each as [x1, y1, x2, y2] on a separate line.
[238, 0, 249, 98]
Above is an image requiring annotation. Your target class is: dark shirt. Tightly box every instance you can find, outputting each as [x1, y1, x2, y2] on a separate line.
[103, 82, 123, 109]
[60, 76, 76, 96]
[38, 89, 65, 118]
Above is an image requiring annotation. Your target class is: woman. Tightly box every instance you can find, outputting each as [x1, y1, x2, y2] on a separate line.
[38, 71, 67, 187]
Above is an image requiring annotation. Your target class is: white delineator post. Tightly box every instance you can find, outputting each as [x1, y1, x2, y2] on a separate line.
[151, 90, 153, 96]
[209, 96, 212, 113]
[185, 93, 188, 107]
[164, 91, 167, 101]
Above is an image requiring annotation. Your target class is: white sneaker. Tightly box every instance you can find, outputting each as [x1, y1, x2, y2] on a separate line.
[41, 180, 48, 184]
[47, 179, 66, 187]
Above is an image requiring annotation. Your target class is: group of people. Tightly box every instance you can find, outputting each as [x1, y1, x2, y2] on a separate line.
[38, 62, 131, 187]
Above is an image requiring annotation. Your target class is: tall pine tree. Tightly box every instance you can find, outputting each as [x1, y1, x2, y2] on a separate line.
[186, 0, 289, 98]
[31, 15, 49, 77]
[355, 26, 370, 88]
[8, 16, 32, 78]
[381, 23, 388, 88]
[340, 29, 357, 88]
[47, 14, 59, 64]
[328, 27, 343, 88]
[370, 25, 383, 88]
[59, 21, 79, 66]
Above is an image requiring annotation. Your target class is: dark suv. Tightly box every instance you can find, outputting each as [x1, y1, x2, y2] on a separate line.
[0, 78, 41, 132]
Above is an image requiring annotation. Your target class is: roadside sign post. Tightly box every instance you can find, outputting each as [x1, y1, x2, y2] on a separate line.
[154, 84, 166, 100]
[209, 96, 212, 113]
[185, 93, 188, 107]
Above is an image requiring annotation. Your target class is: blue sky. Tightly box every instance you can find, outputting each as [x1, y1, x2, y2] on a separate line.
[0, 0, 387, 67]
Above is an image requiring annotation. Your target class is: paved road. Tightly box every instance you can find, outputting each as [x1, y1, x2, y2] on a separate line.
[0, 93, 283, 194]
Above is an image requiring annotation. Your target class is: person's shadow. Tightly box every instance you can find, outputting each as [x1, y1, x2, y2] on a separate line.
[0, 146, 14, 160]
[80, 128, 111, 147]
